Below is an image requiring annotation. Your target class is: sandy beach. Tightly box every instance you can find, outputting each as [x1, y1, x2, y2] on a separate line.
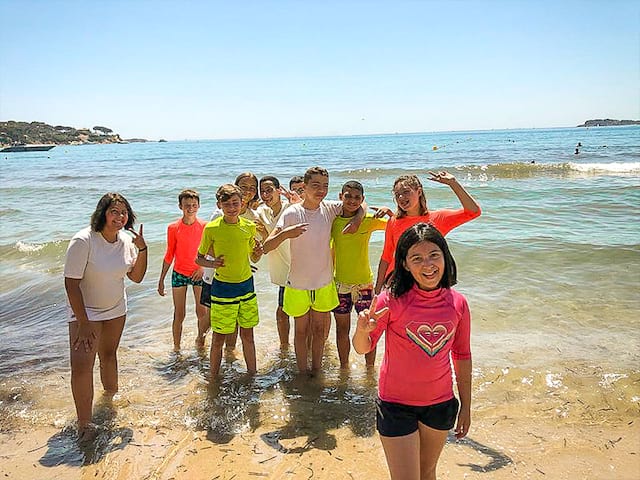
[2, 367, 638, 480]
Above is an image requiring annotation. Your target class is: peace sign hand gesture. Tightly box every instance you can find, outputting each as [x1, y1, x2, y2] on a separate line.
[356, 295, 389, 333]
[127, 224, 147, 250]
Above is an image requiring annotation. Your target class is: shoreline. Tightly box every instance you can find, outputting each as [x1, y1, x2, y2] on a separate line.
[1, 410, 637, 479]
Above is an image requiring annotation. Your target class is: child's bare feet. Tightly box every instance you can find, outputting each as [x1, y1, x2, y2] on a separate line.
[77, 423, 98, 443]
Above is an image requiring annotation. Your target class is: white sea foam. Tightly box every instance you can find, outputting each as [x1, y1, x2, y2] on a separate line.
[545, 373, 563, 389]
[15, 241, 45, 253]
[568, 162, 640, 173]
[599, 373, 628, 388]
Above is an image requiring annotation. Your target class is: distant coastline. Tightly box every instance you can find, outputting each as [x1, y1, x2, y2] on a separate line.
[577, 119, 640, 127]
[0, 120, 152, 147]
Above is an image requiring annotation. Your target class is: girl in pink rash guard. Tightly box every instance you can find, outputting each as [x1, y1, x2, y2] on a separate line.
[353, 223, 471, 480]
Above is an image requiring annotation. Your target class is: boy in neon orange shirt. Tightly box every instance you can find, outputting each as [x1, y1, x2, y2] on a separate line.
[158, 189, 209, 351]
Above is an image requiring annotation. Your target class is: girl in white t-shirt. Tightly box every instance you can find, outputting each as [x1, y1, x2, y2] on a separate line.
[64, 193, 147, 441]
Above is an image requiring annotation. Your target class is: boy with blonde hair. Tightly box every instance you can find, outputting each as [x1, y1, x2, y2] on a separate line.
[196, 184, 263, 380]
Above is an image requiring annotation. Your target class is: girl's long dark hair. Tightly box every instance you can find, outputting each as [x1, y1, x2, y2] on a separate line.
[388, 223, 457, 297]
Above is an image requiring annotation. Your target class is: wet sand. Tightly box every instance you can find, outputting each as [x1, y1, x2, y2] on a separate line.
[1, 416, 638, 479]
[2, 371, 638, 480]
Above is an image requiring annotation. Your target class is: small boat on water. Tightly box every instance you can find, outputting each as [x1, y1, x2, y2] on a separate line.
[1, 144, 56, 153]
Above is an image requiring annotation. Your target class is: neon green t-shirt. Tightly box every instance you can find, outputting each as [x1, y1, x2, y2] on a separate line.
[331, 213, 387, 285]
[198, 216, 256, 283]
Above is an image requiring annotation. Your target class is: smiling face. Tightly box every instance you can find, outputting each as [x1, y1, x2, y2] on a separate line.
[179, 197, 200, 221]
[259, 180, 280, 208]
[393, 181, 423, 216]
[304, 173, 329, 206]
[104, 201, 129, 233]
[236, 176, 258, 208]
[339, 186, 364, 216]
[217, 193, 243, 222]
[403, 240, 445, 291]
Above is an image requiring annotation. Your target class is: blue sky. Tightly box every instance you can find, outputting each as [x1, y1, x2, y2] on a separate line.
[1, 0, 638, 140]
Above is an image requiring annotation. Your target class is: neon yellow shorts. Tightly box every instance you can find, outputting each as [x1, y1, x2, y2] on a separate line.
[283, 282, 339, 318]
[210, 278, 259, 334]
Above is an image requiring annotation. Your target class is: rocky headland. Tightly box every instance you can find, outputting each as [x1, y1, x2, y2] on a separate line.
[577, 119, 640, 127]
[0, 121, 149, 147]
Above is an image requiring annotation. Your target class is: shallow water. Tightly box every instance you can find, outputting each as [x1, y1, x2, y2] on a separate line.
[1, 126, 638, 446]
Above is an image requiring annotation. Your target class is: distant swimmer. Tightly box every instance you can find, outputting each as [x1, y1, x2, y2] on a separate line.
[574, 148, 580, 155]
[577, 142, 582, 147]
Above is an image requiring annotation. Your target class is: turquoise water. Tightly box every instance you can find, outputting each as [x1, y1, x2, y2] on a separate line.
[0, 126, 638, 437]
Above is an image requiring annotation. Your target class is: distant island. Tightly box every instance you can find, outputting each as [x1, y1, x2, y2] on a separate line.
[0, 121, 150, 147]
[577, 119, 640, 127]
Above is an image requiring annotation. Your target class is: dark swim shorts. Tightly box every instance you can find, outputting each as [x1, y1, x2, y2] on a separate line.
[376, 397, 459, 437]
[171, 270, 204, 288]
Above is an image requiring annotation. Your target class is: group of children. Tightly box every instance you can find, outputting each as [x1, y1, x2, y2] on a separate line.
[71, 165, 481, 478]
[158, 165, 481, 479]
[159, 167, 480, 379]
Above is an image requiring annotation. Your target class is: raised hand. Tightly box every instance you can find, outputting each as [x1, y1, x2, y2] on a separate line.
[356, 295, 389, 333]
[127, 224, 147, 250]
[427, 170, 457, 186]
[279, 186, 302, 204]
[370, 205, 393, 218]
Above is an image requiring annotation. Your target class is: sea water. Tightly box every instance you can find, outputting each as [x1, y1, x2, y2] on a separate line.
[0, 126, 638, 448]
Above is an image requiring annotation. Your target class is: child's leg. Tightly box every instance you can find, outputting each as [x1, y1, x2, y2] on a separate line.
[365, 346, 378, 367]
[276, 305, 290, 348]
[333, 312, 351, 368]
[69, 321, 101, 430]
[225, 325, 238, 352]
[192, 285, 209, 348]
[239, 327, 256, 374]
[379, 431, 421, 480]
[97, 315, 126, 397]
[310, 310, 330, 373]
[209, 333, 226, 379]
[418, 423, 448, 480]
[293, 313, 311, 373]
[171, 286, 188, 350]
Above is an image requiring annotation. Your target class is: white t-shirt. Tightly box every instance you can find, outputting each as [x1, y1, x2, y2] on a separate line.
[256, 200, 291, 287]
[275, 200, 342, 290]
[64, 226, 138, 322]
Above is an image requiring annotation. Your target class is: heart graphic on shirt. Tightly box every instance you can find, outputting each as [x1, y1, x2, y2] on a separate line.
[406, 322, 455, 357]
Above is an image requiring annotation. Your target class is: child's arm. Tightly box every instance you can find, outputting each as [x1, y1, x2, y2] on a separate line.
[196, 251, 225, 269]
[453, 358, 472, 439]
[263, 223, 309, 254]
[250, 239, 263, 263]
[65, 277, 96, 352]
[374, 258, 389, 294]
[157, 261, 172, 296]
[428, 171, 480, 213]
[341, 202, 367, 234]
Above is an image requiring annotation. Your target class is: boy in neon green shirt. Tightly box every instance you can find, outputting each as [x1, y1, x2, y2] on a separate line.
[196, 184, 263, 380]
[331, 181, 388, 367]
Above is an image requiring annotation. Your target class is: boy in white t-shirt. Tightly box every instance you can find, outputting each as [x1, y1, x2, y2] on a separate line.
[263, 166, 364, 374]
[255, 175, 292, 348]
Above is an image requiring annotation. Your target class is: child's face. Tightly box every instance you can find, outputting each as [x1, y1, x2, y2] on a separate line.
[217, 194, 243, 219]
[237, 177, 257, 206]
[290, 181, 305, 198]
[104, 201, 128, 231]
[393, 181, 422, 214]
[403, 241, 445, 291]
[179, 197, 200, 217]
[304, 174, 329, 203]
[259, 180, 280, 207]
[339, 187, 363, 215]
